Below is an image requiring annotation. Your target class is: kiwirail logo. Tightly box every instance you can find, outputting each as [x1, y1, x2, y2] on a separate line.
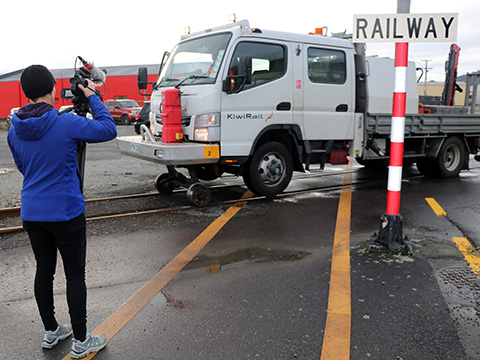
[226, 112, 274, 121]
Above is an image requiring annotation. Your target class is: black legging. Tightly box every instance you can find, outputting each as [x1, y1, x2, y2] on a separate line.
[23, 213, 87, 341]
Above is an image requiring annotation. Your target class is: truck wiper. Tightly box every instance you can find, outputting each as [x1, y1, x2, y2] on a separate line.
[156, 75, 209, 89]
[155, 78, 178, 89]
[175, 75, 209, 88]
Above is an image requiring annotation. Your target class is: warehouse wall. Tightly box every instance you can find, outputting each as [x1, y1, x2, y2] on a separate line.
[0, 74, 158, 118]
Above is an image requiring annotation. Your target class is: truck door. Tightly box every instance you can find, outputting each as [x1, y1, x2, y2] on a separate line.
[302, 45, 354, 140]
[221, 41, 293, 157]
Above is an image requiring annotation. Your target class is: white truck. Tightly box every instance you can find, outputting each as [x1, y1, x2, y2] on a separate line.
[117, 20, 480, 206]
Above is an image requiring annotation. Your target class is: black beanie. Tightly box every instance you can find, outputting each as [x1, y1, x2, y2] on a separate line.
[20, 65, 57, 100]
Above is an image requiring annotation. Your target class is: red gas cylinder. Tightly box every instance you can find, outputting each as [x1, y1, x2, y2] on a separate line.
[160, 89, 183, 143]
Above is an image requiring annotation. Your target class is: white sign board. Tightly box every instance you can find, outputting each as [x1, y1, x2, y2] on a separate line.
[353, 13, 458, 42]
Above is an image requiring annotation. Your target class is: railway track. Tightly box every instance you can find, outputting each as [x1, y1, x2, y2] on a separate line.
[0, 166, 434, 236]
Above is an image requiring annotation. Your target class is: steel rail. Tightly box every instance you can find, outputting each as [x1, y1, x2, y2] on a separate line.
[2, 164, 478, 235]
[0, 168, 362, 220]
[0, 173, 389, 236]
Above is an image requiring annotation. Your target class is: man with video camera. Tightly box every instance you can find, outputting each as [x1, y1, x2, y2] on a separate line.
[7, 64, 116, 358]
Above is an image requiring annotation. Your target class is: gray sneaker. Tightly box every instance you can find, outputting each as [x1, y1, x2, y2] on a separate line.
[70, 330, 107, 359]
[41, 324, 72, 349]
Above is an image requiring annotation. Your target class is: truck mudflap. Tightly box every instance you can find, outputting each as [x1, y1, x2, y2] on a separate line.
[116, 134, 220, 166]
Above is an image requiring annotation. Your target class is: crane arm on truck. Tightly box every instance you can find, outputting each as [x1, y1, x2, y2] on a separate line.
[441, 43, 462, 106]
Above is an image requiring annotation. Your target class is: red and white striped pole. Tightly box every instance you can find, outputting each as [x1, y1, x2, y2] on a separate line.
[369, 41, 412, 254]
[386, 42, 408, 215]
[369, 0, 413, 254]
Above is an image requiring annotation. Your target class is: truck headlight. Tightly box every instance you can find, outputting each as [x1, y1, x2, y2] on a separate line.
[194, 128, 210, 141]
[194, 113, 220, 142]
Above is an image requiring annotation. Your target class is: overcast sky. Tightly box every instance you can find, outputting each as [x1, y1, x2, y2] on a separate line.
[1, 0, 478, 82]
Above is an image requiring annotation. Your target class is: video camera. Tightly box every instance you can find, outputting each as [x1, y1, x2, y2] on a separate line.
[61, 56, 106, 116]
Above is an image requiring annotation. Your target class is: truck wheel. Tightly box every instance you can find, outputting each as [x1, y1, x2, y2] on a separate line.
[416, 158, 439, 177]
[155, 173, 175, 195]
[437, 136, 466, 178]
[186, 183, 211, 207]
[247, 142, 293, 197]
[122, 114, 130, 125]
[242, 168, 255, 193]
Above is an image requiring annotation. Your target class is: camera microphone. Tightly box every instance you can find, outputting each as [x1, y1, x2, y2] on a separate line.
[78, 56, 106, 85]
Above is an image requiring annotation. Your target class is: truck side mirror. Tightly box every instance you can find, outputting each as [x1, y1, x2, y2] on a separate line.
[138, 67, 149, 90]
[223, 55, 253, 94]
[238, 55, 252, 84]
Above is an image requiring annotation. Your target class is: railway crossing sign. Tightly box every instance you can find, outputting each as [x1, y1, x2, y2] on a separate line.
[353, 13, 458, 43]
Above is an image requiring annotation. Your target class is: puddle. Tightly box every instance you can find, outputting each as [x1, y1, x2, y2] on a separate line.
[148, 290, 186, 310]
[183, 247, 310, 275]
[275, 191, 340, 203]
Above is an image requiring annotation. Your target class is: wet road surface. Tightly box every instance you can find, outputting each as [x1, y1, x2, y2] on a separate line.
[1, 128, 480, 359]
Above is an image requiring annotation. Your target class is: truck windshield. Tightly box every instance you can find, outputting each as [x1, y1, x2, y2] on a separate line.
[157, 32, 232, 87]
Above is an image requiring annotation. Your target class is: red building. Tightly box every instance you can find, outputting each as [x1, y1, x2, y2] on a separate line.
[0, 64, 160, 118]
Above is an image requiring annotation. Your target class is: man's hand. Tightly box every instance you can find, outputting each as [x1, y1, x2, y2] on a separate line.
[78, 79, 97, 98]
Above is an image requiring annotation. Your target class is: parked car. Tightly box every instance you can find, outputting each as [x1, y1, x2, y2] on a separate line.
[134, 102, 150, 134]
[6, 107, 20, 128]
[104, 99, 142, 125]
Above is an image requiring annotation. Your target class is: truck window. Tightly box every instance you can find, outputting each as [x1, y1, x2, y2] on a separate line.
[229, 42, 286, 92]
[307, 48, 346, 85]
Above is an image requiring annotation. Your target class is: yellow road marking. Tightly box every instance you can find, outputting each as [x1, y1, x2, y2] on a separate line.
[425, 198, 480, 278]
[63, 192, 251, 360]
[320, 160, 353, 360]
[425, 198, 447, 217]
[452, 237, 480, 277]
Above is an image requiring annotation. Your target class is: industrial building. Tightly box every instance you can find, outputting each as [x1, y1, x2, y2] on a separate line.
[0, 64, 160, 118]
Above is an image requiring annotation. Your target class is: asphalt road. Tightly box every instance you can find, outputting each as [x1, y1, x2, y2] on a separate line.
[1, 125, 480, 359]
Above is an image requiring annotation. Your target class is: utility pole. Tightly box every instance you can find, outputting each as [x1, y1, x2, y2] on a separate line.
[422, 59, 432, 95]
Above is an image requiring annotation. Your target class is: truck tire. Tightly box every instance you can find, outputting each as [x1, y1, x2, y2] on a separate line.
[436, 136, 466, 178]
[416, 158, 439, 177]
[246, 142, 293, 197]
[122, 114, 130, 125]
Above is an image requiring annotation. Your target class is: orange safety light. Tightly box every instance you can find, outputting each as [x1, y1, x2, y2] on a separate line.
[309, 27, 327, 35]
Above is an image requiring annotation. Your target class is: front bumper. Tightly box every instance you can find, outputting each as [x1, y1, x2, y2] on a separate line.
[116, 135, 220, 166]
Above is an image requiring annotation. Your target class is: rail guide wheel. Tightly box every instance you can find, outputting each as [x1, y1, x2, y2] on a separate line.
[155, 173, 175, 195]
[186, 183, 211, 207]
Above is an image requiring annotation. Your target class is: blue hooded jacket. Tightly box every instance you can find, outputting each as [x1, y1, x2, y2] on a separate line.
[7, 95, 117, 222]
